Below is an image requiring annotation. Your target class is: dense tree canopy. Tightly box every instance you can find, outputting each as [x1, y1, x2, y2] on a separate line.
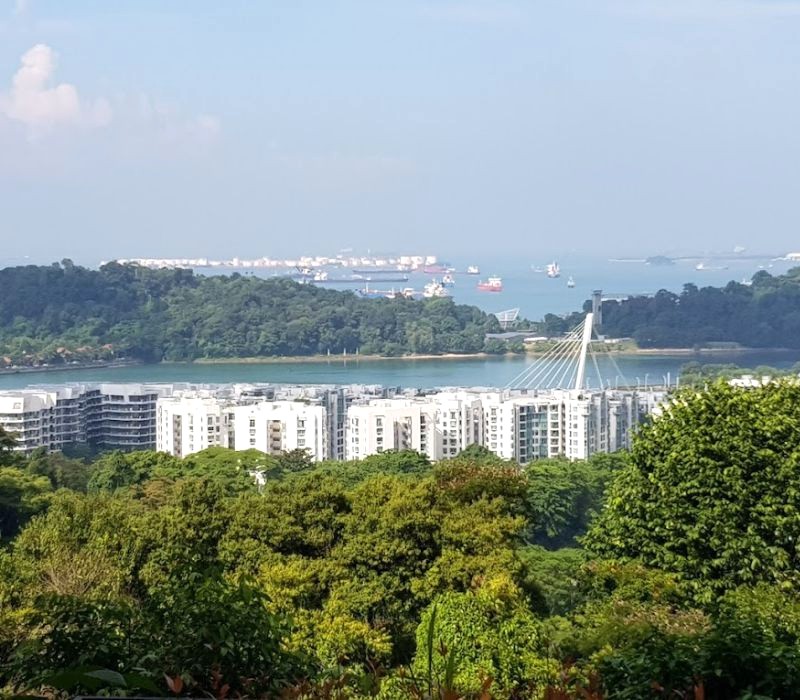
[0, 262, 504, 365]
[597, 268, 800, 348]
[586, 380, 800, 600]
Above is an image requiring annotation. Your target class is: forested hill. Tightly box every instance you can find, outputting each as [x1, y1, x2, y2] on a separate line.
[0, 261, 502, 365]
[598, 268, 800, 348]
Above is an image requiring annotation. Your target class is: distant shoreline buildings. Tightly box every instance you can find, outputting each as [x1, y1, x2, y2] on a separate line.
[0, 382, 666, 464]
[106, 254, 441, 272]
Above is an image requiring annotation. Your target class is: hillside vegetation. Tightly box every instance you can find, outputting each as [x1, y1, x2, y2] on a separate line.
[3, 382, 800, 697]
[0, 261, 503, 366]
[599, 268, 800, 348]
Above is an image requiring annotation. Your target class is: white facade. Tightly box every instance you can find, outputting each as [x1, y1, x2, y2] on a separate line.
[156, 396, 234, 457]
[0, 382, 658, 463]
[346, 400, 430, 460]
[346, 392, 483, 461]
[0, 384, 164, 453]
[232, 401, 328, 461]
[0, 389, 80, 453]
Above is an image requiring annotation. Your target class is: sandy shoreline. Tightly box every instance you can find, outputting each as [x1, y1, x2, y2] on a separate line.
[190, 345, 799, 365]
[189, 352, 500, 365]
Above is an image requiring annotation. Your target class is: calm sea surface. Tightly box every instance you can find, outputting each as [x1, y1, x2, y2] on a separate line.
[1, 351, 798, 391]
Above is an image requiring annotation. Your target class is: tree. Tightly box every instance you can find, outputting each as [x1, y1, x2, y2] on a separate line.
[274, 448, 314, 473]
[524, 455, 617, 549]
[411, 583, 557, 698]
[0, 467, 51, 540]
[586, 381, 800, 600]
[87, 451, 176, 492]
[26, 449, 91, 492]
[0, 426, 18, 466]
[175, 447, 273, 493]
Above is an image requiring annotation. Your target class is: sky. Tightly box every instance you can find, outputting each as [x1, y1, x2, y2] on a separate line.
[1, 0, 799, 266]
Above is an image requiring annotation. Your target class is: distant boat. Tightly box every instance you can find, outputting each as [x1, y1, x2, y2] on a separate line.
[423, 280, 449, 298]
[546, 262, 561, 278]
[313, 270, 328, 281]
[477, 276, 503, 292]
[466, 265, 480, 275]
[695, 262, 729, 271]
[567, 276, 575, 288]
[442, 273, 455, 287]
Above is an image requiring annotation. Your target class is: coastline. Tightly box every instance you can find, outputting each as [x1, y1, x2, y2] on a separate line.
[189, 352, 501, 365]
[0, 359, 143, 376]
[189, 345, 799, 364]
[2, 345, 797, 378]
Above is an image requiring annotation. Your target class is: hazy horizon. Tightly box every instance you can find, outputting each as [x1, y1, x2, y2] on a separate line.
[2, 0, 799, 265]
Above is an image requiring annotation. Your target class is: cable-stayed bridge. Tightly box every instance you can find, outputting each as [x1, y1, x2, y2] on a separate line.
[505, 313, 662, 391]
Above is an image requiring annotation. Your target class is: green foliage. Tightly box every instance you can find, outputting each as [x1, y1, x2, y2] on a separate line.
[87, 450, 178, 492]
[0, 261, 502, 364]
[0, 467, 51, 540]
[159, 447, 268, 493]
[304, 450, 432, 487]
[564, 561, 710, 699]
[519, 546, 587, 616]
[524, 454, 620, 549]
[0, 426, 19, 466]
[599, 270, 800, 348]
[25, 449, 91, 492]
[5, 579, 297, 698]
[411, 586, 557, 699]
[587, 381, 800, 601]
[702, 584, 800, 698]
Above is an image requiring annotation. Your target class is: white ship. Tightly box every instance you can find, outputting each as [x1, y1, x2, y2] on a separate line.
[423, 280, 449, 298]
[466, 265, 480, 275]
[442, 273, 455, 286]
[546, 262, 561, 278]
[567, 276, 575, 288]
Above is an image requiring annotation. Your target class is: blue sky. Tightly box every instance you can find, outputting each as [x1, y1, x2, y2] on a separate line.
[1, 0, 799, 265]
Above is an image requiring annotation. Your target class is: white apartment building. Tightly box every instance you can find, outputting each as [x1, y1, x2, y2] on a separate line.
[0, 388, 82, 453]
[480, 389, 641, 463]
[346, 400, 430, 460]
[156, 396, 235, 457]
[232, 401, 328, 461]
[0, 384, 163, 454]
[345, 392, 483, 461]
[0, 382, 658, 463]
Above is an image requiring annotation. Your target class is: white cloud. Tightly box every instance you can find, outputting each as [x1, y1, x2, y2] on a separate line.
[0, 44, 220, 151]
[0, 43, 112, 133]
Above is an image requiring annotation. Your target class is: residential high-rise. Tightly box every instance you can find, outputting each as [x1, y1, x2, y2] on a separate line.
[156, 396, 235, 457]
[232, 401, 328, 461]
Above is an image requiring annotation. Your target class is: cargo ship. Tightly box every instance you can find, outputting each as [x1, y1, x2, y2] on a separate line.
[423, 263, 454, 274]
[477, 276, 503, 292]
[546, 262, 560, 278]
